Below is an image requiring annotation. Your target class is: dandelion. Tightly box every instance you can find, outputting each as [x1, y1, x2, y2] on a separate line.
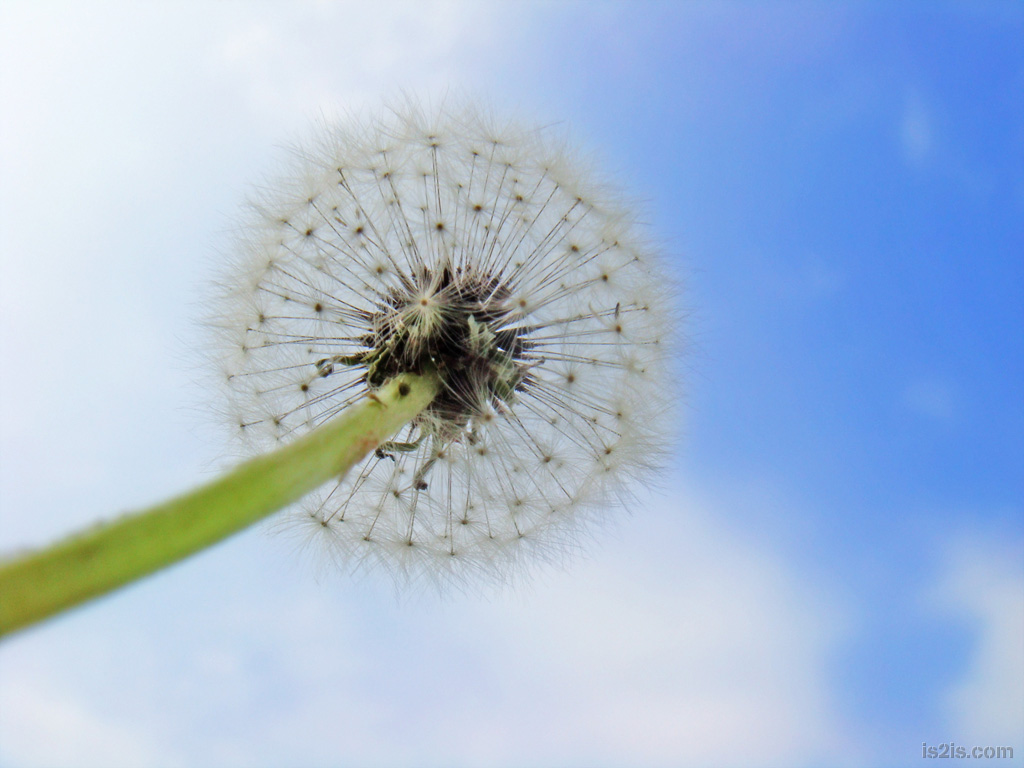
[213, 101, 674, 587]
[0, 100, 675, 636]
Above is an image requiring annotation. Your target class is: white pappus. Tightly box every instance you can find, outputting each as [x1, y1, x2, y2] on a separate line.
[210, 100, 676, 589]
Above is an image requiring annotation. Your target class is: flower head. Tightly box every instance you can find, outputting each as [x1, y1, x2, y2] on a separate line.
[212, 101, 674, 588]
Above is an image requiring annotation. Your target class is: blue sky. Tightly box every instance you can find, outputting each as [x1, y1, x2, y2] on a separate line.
[1, 2, 1021, 767]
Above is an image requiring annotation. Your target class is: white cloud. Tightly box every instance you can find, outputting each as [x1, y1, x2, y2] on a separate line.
[436, 496, 853, 767]
[0, 492, 854, 768]
[211, 0, 518, 122]
[0, 673, 169, 768]
[932, 532, 1024, 746]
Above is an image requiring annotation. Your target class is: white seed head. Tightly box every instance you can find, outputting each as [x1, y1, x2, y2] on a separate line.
[211, 100, 676, 590]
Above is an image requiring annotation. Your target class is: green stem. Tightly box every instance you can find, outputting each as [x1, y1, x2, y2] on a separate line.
[0, 372, 439, 639]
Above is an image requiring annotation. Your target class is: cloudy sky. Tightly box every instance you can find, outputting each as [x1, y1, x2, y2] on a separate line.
[1, 2, 1021, 767]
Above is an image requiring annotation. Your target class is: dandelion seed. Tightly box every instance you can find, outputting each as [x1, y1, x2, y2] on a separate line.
[212, 100, 675, 588]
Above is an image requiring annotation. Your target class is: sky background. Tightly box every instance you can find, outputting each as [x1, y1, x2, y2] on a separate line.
[1, 2, 1022, 766]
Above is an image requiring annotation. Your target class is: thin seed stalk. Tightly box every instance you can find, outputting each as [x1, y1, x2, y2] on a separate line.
[0, 372, 439, 638]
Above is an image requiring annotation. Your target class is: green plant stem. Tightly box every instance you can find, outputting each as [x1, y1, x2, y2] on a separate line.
[0, 372, 439, 639]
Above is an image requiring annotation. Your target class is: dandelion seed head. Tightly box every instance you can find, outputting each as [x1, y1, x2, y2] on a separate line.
[212, 100, 677, 589]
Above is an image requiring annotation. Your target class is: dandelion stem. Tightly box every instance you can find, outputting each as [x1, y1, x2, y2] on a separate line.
[0, 371, 439, 639]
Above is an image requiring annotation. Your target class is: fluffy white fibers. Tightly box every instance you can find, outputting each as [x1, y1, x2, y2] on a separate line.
[210, 100, 676, 590]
